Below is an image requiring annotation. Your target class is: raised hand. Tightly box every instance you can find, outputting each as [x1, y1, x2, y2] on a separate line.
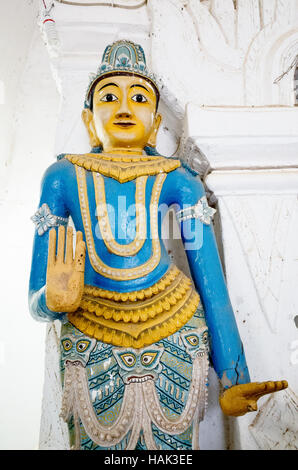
[46, 226, 86, 313]
[219, 380, 288, 417]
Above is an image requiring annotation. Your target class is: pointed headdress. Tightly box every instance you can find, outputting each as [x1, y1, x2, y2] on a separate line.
[84, 40, 160, 109]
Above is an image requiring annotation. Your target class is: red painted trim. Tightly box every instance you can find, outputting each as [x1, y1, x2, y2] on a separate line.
[43, 18, 55, 24]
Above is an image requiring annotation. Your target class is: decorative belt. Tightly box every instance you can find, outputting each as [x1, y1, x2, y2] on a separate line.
[68, 265, 200, 348]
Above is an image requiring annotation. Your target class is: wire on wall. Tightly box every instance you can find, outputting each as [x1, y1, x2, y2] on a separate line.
[273, 55, 298, 84]
[40, 1, 60, 55]
[54, 0, 147, 8]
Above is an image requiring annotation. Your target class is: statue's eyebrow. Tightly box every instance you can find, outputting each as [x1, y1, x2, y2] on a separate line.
[98, 82, 119, 91]
[130, 84, 149, 92]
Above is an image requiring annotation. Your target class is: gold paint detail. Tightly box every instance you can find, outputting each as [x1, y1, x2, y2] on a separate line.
[219, 380, 288, 417]
[93, 172, 147, 257]
[83, 264, 180, 301]
[81, 270, 192, 323]
[66, 153, 180, 183]
[68, 268, 200, 348]
[76, 165, 165, 280]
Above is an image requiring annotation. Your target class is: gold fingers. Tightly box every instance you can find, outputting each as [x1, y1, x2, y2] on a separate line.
[65, 226, 74, 264]
[48, 226, 86, 269]
[247, 401, 258, 412]
[74, 231, 86, 273]
[57, 225, 66, 263]
[255, 380, 288, 398]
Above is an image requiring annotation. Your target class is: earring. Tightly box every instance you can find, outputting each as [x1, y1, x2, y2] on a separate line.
[90, 132, 102, 148]
[147, 129, 158, 148]
[147, 114, 162, 148]
[82, 109, 102, 148]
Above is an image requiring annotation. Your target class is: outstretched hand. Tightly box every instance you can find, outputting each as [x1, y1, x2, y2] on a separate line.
[219, 380, 288, 417]
[46, 226, 86, 313]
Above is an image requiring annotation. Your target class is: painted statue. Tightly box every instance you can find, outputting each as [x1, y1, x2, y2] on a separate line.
[29, 41, 287, 450]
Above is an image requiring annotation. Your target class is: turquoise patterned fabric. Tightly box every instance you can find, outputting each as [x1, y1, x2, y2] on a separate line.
[60, 303, 207, 450]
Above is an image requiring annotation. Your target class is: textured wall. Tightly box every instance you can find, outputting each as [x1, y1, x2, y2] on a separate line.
[0, 0, 60, 450]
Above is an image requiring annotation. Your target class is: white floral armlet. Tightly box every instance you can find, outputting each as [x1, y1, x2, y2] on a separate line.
[31, 203, 68, 236]
[175, 196, 216, 225]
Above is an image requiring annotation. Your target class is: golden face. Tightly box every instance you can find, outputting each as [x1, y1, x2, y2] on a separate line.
[83, 75, 161, 154]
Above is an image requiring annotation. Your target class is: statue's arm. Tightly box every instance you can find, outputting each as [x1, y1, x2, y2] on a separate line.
[28, 161, 69, 322]
[169, 167, 288, 416]
[170, 167, 250, 388]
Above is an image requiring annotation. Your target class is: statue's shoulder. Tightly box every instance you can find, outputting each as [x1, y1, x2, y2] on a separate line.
[41, 154, 75, 189]
[164, 157, 205, 204]
[166, 157, 202, 183]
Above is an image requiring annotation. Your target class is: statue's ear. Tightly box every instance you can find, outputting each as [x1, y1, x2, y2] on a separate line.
[81, 108, 102, 148]
[147, 113, 162, 148]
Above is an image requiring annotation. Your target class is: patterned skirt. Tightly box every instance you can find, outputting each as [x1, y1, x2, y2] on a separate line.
[59, 266, 209, 450]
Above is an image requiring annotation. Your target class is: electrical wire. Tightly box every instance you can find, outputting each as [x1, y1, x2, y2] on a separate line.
[54, 0, 147, 8]
[42, 1, 55, 14]
[274, 55, 298, 84]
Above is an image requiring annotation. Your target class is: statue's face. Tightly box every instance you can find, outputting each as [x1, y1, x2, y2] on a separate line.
[90, 74, 160, 152]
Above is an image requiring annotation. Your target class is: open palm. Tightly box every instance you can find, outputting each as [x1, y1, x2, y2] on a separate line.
[46, 226, 86, 313]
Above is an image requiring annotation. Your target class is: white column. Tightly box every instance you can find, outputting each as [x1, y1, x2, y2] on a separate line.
[185, 105, 298, 450]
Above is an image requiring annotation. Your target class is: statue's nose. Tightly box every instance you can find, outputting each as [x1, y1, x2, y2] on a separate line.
[115, 110, 132, 119]
[115, 101, 132, 119]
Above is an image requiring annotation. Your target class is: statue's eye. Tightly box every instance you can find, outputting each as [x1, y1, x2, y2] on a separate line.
[101, 93, 118, 102]
[185, 335, 199, 347]
[120, 353, 136, 368]
[131, 94, 147, 103]
[76, 340, 90, 353]
[141, 352, 157, 366]
[202, 332, 209, 344]
[62, 339, 72, 351]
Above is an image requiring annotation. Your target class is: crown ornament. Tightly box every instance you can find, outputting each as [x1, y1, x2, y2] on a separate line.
[84, 40, 159, 108]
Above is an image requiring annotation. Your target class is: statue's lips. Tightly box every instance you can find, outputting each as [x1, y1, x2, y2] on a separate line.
[127, 374, 154, 383]
[113, 122, 136, 128]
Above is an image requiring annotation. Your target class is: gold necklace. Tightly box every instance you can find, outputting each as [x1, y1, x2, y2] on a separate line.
[66, 153, 180, 183]
[93, 173, 147, 257]
[76, 165, 166, 280]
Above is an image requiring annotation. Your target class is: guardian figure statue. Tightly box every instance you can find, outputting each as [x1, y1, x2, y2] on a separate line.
[29, 41, 287, 450]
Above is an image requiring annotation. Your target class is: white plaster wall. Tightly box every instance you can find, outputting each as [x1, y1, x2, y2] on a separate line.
[0, 0, 60, 450]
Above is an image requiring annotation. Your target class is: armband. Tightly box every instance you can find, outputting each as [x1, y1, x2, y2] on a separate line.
[175, 196, 216, 225]
[31, 203, 68, 236]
